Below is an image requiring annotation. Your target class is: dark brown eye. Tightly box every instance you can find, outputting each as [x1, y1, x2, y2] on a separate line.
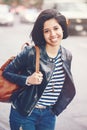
[54, 27, 59, 30]
[44, 30, 49, 33]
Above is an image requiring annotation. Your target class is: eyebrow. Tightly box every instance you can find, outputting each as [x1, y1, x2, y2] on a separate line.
[43, 25, 59, 30]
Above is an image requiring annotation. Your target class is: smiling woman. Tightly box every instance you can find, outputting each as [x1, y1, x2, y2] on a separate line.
[2, 9, 76, 130]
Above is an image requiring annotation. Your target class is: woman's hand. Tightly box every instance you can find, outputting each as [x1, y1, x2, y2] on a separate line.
[26, 72, 43, 86]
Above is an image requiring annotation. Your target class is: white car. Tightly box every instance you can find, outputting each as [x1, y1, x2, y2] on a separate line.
[0, 4, 14, 26]
[20, 8, 40, 23]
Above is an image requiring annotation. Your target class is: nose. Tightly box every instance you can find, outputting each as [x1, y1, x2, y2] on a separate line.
[50, 30, 55, 36]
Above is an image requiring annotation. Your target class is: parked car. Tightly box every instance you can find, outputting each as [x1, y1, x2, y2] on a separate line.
[10, 5, 26, 15]
[54, 2, 87, 35]
[0, 4, 14, 26]
[19, 8, 40, 23]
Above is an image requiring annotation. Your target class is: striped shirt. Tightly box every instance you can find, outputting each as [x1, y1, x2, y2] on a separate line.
[37, 49, 65, 106]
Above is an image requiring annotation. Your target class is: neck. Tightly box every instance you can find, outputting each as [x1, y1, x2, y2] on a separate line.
[46, 45, 60, 58]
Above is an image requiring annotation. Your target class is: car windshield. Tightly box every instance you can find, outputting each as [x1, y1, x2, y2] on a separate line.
[57, 3, 87, 12]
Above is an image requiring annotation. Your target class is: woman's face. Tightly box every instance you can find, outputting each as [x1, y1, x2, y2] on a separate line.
[43, 18, 63, 47]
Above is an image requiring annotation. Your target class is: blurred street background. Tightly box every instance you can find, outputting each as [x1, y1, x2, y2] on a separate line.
[0, 0, 87, 130]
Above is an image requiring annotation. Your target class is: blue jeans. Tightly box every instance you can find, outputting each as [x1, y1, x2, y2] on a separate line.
[10, 106, 56, 130]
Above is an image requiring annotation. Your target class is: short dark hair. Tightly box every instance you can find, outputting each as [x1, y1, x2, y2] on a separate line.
[31, 9, 68, 46]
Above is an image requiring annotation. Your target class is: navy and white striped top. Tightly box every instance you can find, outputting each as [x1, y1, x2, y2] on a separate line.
[37, 49, 65, 106]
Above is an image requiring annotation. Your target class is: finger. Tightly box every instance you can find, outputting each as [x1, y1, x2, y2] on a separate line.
[38, 77, 43, 82]
[38, 72, 43, 76]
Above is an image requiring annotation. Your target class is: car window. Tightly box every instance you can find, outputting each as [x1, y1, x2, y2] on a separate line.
[57, 3, 87, 12]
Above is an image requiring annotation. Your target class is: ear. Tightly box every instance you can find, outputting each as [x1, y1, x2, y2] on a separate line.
[66, 18, 70, 26]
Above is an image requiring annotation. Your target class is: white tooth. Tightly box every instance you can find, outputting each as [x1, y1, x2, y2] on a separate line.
[51, 38, 57, 42]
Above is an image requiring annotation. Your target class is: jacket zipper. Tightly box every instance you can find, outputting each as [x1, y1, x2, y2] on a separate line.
[28, 63, 56, 116]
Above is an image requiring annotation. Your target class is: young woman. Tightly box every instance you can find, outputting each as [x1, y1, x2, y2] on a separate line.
[3, 9, 76, 130]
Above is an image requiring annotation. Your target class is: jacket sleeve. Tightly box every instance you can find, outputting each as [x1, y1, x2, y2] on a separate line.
[2, 46, 30, 87]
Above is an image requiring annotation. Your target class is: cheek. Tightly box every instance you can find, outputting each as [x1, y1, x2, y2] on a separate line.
[58, 28, 63, 33]
[43, 33, 49, 40]
[58, 29, 63, 37]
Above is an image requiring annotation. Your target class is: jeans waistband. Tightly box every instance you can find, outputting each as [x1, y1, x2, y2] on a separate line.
[35, 104, 53, 109]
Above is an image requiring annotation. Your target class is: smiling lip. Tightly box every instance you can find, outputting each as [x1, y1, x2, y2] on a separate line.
[50, 37, 58, 42]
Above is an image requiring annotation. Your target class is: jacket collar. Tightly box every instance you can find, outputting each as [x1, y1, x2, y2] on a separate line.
[60, 46, 67, 62]
[40, 45, 67, 63]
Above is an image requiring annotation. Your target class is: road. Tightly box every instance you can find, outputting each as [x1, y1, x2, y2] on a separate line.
[0, 15, 87, 130]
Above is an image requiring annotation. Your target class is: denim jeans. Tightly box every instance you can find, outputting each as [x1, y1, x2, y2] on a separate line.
[10, 106, 56, 130]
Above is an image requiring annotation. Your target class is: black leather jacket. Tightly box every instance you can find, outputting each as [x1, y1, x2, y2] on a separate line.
[3, 45, 76, 116]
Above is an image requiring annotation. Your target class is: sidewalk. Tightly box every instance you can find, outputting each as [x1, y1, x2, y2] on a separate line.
[0, 100, 87, 130]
